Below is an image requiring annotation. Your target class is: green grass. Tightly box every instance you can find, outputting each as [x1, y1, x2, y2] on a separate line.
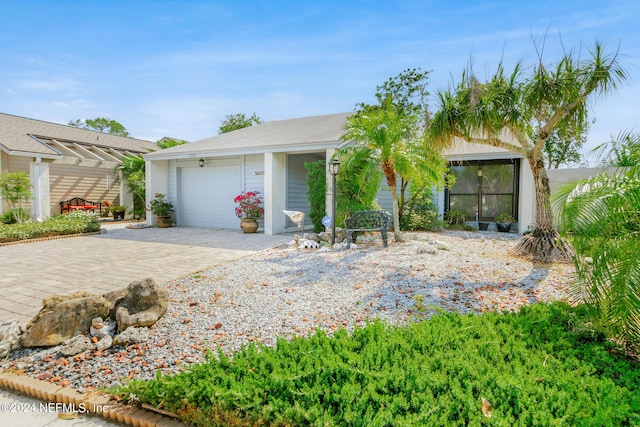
[112, 302, 640, 426]
[0, 211, 100, 243]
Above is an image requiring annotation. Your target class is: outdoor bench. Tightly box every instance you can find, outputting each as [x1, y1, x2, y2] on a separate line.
[59, 197, 102, 214]
[344, 210, 392, 247]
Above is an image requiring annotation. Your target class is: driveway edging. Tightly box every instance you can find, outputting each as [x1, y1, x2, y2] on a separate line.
[0, 370, 187, 426]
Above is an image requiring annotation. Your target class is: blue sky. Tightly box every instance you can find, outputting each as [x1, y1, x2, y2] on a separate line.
[1, 1, 638, 162]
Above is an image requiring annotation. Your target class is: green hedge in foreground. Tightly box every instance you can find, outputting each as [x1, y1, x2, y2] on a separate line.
[0, 211, 100, 243]
[114, 302, 640, 426]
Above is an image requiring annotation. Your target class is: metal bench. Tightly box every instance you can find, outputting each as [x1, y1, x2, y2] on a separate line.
[59, 197, 102, 214]
[344, 210, 392, 247]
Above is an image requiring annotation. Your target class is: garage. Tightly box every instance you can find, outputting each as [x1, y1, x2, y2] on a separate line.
[178, 161, 242, 228]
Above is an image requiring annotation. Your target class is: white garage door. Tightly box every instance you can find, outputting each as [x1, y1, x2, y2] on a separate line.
[178, 163, 242, 228]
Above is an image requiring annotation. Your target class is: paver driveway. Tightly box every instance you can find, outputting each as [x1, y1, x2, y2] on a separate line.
[0, 223, 292, 326]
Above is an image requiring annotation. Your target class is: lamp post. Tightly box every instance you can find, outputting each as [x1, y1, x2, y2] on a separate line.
[330, 159, 340, 245]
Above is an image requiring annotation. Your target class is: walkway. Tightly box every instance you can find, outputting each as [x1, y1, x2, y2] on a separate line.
[0, 223, 292, 326]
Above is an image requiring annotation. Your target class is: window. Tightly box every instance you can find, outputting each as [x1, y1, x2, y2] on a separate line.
[445, 159, 519, 221]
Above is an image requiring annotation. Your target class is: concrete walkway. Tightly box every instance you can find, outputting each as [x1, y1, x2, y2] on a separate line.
[0, 223, 292, 326]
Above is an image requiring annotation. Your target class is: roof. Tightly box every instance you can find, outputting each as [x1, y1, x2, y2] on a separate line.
[145, 112, 352, 160]
[0, 112, 157, 161]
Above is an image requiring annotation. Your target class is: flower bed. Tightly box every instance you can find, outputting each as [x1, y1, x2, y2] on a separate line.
[0, 211, 100, 243]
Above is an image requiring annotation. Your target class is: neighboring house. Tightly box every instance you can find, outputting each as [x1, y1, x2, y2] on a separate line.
[145, 112, 542, 235]
[0, 113, 157, 220]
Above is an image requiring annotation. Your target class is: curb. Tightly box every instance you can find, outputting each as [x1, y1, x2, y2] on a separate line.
[0, 370, 188, 427]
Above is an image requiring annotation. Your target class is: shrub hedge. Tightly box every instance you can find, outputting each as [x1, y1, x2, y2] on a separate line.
[0, 211, 100, 243]
[113, 302, 639, 426]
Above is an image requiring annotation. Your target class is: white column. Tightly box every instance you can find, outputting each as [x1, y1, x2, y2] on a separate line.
[30, 157, 51, 221]
[263, 152, 287, 235]
[145, 159, 169, 226]
[518, 159, 535, 233]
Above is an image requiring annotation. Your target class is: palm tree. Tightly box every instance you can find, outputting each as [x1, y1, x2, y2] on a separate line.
[430, 41, 627, 262]
[554, 133, 640, 350]
[341, 97, 445, 242]
[116, 154, 146, 218]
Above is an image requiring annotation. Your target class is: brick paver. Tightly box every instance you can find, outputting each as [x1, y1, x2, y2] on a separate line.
[0, 224, 292, 326]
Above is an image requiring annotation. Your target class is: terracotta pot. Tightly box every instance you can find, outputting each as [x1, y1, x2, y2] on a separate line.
[156, 215, 172, 228]
[240, 218, 259, 233]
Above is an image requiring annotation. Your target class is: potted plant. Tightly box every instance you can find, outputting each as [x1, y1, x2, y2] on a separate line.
[148, 193, 174, 228]
[495, 212, 515, 232]
[109, 205, 127, 221]
[234, 191, 264, 233]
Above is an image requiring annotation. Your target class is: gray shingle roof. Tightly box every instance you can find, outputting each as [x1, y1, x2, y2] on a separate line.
[0, 112, 156, 157]
[145, 112, 352, 159]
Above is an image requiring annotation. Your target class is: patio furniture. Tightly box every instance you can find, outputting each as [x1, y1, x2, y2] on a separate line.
[59, 197, 102, 214]
[344, 210, 391, 247]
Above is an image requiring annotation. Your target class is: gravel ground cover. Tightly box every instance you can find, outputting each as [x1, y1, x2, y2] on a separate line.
[2, 230, 575, 392]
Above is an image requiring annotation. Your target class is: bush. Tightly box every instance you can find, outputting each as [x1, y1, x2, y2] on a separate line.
[444, 208, 467, 225]
[0, 211, 100, 243]
[113, 302, 640, 427]
[400, 188, 443, 231]
[400, 209, 442, 231]
[0, 208, 29, 224]
[305, 160, 327, 233]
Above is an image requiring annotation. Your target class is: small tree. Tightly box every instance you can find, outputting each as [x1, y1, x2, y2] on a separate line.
[304, 160, 327, 233]
[430, 40, 627, 262]
[0, 171, 33, 223]
[219, 113, 263, 134]
[157, 138, 188, 149]
[341, 69, 448, 242]
[68, 117, 130, 137]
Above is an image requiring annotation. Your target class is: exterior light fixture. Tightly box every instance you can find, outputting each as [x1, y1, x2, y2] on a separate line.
[477, 166, 483, 177]
[330, 159, 341, 245]
[199, 158, 205, 168]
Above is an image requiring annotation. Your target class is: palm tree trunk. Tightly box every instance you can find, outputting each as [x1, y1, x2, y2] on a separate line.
[514, 156, 574, 262]
[381, 160, 403, 242]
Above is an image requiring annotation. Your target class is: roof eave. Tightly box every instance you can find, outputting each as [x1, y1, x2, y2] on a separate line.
[145, 140, 341, 161]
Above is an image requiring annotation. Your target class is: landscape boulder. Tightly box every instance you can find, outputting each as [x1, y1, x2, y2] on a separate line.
[109, 278, 169, 332]
[0, 320, 23, 356]
[59, 335, 95, 356]
[113, 326, 151, 346]
[21, 291, 110, 347]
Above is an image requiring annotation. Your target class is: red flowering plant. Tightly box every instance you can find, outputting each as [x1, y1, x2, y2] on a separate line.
[234, 191, 264, 220]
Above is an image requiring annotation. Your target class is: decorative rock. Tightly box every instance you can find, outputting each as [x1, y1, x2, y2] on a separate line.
[90, 318, 115, 339]
[113, 327, 151, 346]
[21, 292, 110, 347]
[95, 335, 113, 351]
[0, 320, 23, 357]
[59, 336, 94, 357]
[317, 246, 330, 253]
[103, 289, 128, 319]
[318, 231, 332, 243]
[417, 244, 437, 254]
[111, 278, 169, 332]
[349, 243, 360, 250]
[298, 239, 320, 249]
[431, 240, 451, 251]
[303, 233, 321, 243]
